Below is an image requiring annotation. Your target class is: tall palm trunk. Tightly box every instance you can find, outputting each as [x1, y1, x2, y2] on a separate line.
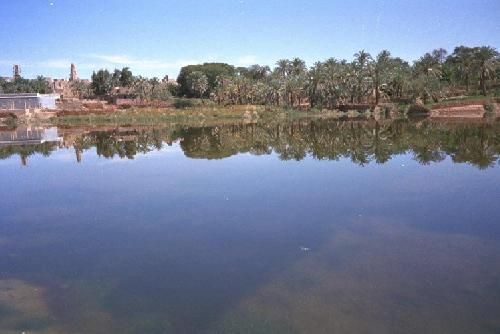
[480, 69, 487, 96]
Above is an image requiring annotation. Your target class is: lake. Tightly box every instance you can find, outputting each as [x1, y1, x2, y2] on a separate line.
[1, 118, 499, 334]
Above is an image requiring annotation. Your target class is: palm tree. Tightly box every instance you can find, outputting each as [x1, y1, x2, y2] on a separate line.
[149, 77, 160, 98]
[323, 58, 349, 107]
[187, 71, 209, 99]
[289, 58, 308, 106]
[414, 52, 442, 78]
[387, 58, 411, 99]
[412, 52, 443, 103]
[474, 46, 499, 96]
[275, 59, 291, 77]
[449, 46, 476, 92]
[374, 50, 391, 105]
[291, 58, 306, 76]
[352, 50, 373, 103]
[307, 61, 323, 108]
[432, 48, 448, 65]
[132, 76, 152, 101]
[247, 65, 271, 80]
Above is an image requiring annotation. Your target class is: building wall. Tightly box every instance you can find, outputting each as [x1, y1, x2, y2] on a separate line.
[0, 94, 58, 110]
[0, 96, 40, 109]
[38, 95, 57, 109]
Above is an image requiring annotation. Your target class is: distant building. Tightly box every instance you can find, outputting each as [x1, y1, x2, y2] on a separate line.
[69, 63, 78, 81]
[0, 65, 20, 82]
[110, 86, 133, 96]
[0, 93, 58, 110]
[51, 78, 68, 93]
[47, 77, 75, 98]
[12, 65, 21, 80]
[162, 75, 178, 85]
[46, 63, 89, 98]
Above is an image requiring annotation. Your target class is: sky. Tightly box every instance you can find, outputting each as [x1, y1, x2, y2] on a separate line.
[1, 0, 499, 79]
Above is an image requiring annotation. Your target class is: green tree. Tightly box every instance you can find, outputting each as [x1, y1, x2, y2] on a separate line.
[412, 51, 443, 103]
[0, 76, 53, 94]
[373, 50, 392, 105]
[32, 76, 52, 94]
[132, 76, 152, 101]
[149, 77, 161, 98]
[448, 46, 476, 92]
[272, 58, 308, 107]
[177, 63, 234, 97]
[432, 48, 448, 65]
[70, 80, 91, 99]
[386, 58, 411, 99]
[151, 83, 172, 101]
[111, 69, 121, 88]
[474, 46, 499, 96]
[119, 67, 134, 87]
[352, 50, 373, 103]
[91, 69, 112, 96]
[186, 71, 208, 98]
[247, 65, 271, 80]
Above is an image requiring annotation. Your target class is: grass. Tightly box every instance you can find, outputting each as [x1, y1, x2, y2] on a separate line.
[425, 95, 496, 108]
[14, 96, 495, 128]
[54, 106, 261, 126]
[51, 105, 371, 127]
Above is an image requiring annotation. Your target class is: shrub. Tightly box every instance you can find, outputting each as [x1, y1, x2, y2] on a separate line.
[173, 98, 194, 109]
[484, 103, 496, 113]
[407, 104, 430, 115]
[0, 113, 18, 127]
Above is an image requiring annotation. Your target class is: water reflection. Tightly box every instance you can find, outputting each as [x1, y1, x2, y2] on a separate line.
[0, 126, 61, 166]
[0, 118, 499, 333]
[1, 118, 499, 168]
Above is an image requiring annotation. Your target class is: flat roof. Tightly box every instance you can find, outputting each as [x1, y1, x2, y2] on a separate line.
[0, 93, 39, 98]
[0, 93, 59, 99]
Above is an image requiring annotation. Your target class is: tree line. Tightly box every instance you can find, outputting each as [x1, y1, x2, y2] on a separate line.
[85, 67, 178, 101]
[176, 45, 499, 107]
[0, 76, 53, 94]
[3, 45, 497, 109]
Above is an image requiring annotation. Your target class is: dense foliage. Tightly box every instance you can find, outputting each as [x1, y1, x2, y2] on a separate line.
[89, 67, 175, 101]
[0, 76, 53, 94]
[177, 63, 235, 97]
[90, 69, 113, 96]
[205, 45, 499, 108]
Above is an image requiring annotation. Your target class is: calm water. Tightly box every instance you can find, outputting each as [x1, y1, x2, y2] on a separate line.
[1, 118, 500, 334]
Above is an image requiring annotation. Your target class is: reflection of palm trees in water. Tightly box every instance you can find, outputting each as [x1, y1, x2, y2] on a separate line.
[0, 141, 58, 166]
[173, 119, 500, 168]
[1, 119, 499, 168]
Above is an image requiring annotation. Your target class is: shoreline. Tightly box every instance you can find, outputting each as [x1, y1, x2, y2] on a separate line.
[1, 96, 499, 128]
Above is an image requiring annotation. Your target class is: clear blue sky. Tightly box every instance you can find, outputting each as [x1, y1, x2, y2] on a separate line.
[1, 0, 499, 79]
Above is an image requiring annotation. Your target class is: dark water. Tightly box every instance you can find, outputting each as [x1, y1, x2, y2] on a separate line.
[1, 118, 500, 334]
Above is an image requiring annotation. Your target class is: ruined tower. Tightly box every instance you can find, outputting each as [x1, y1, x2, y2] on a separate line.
[12, 65, 20, 80]
[69, 63, 78, 81]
